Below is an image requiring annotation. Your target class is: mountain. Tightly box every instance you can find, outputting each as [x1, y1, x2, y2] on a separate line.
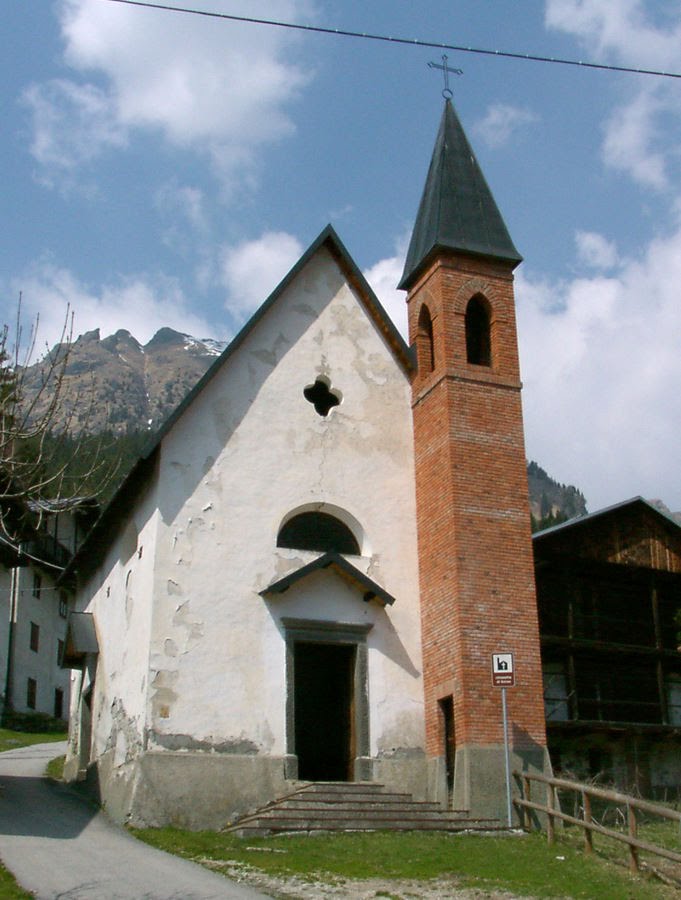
[22, 327, 227, 435]
[22, 327, 590, 523]
[527, 461, 588, 531]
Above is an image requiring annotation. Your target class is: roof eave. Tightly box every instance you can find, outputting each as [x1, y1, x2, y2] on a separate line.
[398, 241, 523, 292]
[533, 496, 681, 543]
[260, 551, 396, 607]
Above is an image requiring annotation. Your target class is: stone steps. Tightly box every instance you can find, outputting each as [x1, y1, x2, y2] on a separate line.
[227, 782, 502, 837]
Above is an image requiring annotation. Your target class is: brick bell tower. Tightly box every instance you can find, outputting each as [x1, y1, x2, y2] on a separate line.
[399, 99, 550, 820]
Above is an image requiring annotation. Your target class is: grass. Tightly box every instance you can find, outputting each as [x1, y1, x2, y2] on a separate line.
[0, 728, 66, 754]
[0, 865, 32, 900]
[45, 754, 66, 781]
[132, 828, 673, 899]
[559, 816, 681, 889]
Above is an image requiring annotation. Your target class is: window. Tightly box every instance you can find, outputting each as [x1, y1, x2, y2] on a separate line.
[416, 304, 435, 374]
[27, 678, 37, 710]
[32, 573, 42, 599]
[277, 512, 360, 555]
[666, 674, 681, 726]
[30, 622, 39, 653]
[303, 377, 341, 417]
[465, 295, 491, 366]
[54, 688, 64, 720]
[59, 592, 68, 619]
[57, 639, 64, 666]
[543, 662, 569, 722]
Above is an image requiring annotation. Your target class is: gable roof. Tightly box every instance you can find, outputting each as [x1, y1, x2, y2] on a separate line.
[399, 100, 522, 291]
[61, 226, 412, 586]
[260, 551, 396, 607]
[533, 496, 681, 541]
[533, 496, 681, 573]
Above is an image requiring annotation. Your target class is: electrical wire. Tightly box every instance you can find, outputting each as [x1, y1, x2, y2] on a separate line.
[100, 0, 681, 80]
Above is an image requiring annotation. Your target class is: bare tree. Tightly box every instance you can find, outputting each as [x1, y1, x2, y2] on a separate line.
[0, 296, 117, 566]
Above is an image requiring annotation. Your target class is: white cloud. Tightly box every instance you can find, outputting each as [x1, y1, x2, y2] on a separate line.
[363, 254, 408, 339]
[22, 79, 126, 192]
[545, 1, 681, 191]
[474, 103, 538, 149]
[156, 183, 209, 236]
[220, 232, 303, 321]
[601, 88, 668, 189]
[28, 0, 315, 189]
[545, 1, 681, 67]
[517, 224, 681, 512]
[574, 230, 618, 269]
[155, 181, 212, 265]
[11, 261, 215, 350]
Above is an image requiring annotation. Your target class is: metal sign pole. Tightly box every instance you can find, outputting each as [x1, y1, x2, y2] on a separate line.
[501, 686, 512, 827]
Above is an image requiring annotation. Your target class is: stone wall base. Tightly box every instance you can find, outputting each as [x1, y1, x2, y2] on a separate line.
[449, 743, 552, 824]
[69, 750, 431, 830]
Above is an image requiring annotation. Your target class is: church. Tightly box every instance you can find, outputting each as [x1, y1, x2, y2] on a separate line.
[61, 97, 554, 829]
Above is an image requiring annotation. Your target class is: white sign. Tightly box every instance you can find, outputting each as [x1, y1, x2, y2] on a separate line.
[492, 653, 514, 686]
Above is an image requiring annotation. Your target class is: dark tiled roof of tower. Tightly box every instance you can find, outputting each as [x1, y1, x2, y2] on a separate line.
[399, 100, 522, 290]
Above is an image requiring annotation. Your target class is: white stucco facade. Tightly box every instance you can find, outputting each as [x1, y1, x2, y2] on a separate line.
[65, 238, 426, 827]
[5, 564, 70, 718]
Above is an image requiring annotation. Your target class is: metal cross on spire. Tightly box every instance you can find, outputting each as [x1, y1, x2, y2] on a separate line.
[428, 54, 463, 99]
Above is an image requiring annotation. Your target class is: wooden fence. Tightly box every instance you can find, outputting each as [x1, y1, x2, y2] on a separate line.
[513, 770, 681, 876]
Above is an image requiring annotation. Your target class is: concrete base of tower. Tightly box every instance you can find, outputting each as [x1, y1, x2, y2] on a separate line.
[430, 744, 553, 826]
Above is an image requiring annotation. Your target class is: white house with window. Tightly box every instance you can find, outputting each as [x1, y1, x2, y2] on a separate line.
[1, 557, 71, 720]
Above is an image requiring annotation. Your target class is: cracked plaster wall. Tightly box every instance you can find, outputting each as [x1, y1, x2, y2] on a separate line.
[67, 479, 160, 776]
[146, 247, 425, 759]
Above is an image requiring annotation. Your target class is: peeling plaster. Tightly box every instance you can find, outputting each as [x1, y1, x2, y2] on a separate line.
[250, 333, 291, 368]
[150, 670, 179, 721]
[125, 588, 133, 625]
[376, 710, 424, 754]
[150, 731, 259, 754]
[171, 599, 204, 643]
[376, 746, 425, 760]
[291, 302, 317, 319]
[107, 699, 143, 767]
[258, 720, 275, 753]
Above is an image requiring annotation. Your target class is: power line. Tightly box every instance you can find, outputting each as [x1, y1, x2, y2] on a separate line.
[100, 0, 681, 81]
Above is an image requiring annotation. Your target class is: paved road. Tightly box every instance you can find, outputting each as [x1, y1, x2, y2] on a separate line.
[0, 742, 270, 900]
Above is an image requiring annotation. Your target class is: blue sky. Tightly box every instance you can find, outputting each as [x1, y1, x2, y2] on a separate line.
[3, 1, 681, 513]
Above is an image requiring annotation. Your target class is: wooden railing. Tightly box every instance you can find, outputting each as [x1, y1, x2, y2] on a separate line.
[513, 770, 681, 876]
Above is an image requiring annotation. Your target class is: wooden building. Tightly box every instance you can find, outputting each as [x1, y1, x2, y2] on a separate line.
[534, 498, 681, 799]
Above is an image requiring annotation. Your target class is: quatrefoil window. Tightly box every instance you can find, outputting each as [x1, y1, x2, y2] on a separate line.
[303, 377, 341, 417]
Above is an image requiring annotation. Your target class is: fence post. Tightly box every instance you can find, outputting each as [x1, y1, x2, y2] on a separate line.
[523, 776, 532, 831]
[627, 802, 639, 874]
[582, 790, 593, 855]
[546, 781, 555, 845]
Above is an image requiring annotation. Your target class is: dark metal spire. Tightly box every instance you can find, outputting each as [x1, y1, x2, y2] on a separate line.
[398, 99, 522, 291]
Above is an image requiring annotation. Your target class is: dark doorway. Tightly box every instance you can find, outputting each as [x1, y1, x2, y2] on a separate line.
[79, 684, 94, 770]
[294, 642, 355, 781]
[54, 687, 64, 720]
[439, 696, 455, 805]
